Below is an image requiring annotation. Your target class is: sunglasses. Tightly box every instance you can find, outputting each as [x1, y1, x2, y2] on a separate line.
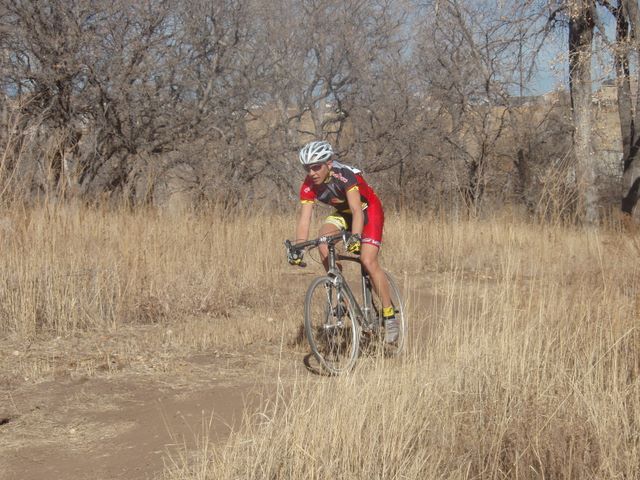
[304, 163, 325, 173]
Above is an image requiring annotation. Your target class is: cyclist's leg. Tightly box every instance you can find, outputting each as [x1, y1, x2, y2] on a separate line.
[358, 203, 392, 310]
[318, 212, 346, 270]
[360, 204, 399, 342]
[361, 243, 399, 342]
[359, 243, 392, 309]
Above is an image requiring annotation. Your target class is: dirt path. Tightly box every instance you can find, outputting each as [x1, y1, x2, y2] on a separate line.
[0, 347, 298, 480]
[0, 276, 433, 480]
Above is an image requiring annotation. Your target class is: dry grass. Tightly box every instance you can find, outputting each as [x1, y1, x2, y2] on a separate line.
[161, 210, 638, 480]
[0, 202, 309, 383]
[1, 204, 639, 478]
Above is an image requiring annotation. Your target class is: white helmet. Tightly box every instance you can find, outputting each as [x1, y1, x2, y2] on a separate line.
[299, 141, 334, 166]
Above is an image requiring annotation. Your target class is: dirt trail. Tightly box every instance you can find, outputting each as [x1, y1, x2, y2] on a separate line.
[0, 348, 293, 480]
[0, 278, 434, 480]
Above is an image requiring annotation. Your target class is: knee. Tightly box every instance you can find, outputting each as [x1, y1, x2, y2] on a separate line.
[360, 254, 378, 272]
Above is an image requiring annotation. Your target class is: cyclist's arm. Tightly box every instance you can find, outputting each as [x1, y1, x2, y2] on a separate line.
[346, 187, 364, 236]
[295, 202, 314, 243]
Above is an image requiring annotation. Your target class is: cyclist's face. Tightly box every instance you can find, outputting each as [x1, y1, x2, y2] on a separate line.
[305, 160, 331, 184]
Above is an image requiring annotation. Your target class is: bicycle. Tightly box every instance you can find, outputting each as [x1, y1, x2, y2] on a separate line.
[285, 231, 407, 375]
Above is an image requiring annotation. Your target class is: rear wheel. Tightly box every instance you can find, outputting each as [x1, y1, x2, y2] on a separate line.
[304, 276, 359, 375]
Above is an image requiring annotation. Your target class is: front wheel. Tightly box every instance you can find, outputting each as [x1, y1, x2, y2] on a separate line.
[304, 276, 359, 375]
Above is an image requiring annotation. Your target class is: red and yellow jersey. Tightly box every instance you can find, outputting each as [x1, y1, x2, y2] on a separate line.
[299, 162, 380, 213]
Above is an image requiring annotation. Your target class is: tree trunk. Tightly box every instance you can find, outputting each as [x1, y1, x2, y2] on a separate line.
[569, 0, 598, 223]
[619, 0, 640, 216]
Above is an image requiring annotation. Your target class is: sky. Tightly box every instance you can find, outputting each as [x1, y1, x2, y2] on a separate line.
[527, 3, 619, 96]
[530, 38, 567, 95]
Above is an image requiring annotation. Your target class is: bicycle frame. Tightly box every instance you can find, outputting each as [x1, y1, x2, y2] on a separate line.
[298, 233, 380, 332]
[288, 232, 406, 374]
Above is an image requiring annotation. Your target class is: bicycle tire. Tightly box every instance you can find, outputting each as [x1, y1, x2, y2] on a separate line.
[371, 270, 407, 356]
[304, 276, 360, 375]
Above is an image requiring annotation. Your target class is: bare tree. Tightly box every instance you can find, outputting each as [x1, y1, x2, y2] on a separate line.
[0, 0, 255, 202]
[414, 0, 551, 213]
[3, 0, 625, 217]
[244, 0, 409, 194]
[544, 0, 640, 221]
[567, 0, 598, 222]
[597, 0, 640, 217]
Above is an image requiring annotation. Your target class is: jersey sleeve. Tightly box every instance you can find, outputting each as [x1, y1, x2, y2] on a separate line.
[299, 178, 316, 204]
[341, 169, 359, 193]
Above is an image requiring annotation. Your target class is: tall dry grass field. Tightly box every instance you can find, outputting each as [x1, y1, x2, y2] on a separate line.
[0, 203, 307, 379]
[164, 210, 637, 480]
[1, 205, 638, 478]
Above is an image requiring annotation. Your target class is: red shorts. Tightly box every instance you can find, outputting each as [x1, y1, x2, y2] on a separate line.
[324, 200, 384, 248]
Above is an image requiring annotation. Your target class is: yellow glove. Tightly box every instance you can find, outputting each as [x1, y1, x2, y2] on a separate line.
[346, 234, 361, 254]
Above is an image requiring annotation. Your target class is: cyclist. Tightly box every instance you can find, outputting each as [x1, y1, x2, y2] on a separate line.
[287, 140, 398, 343]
